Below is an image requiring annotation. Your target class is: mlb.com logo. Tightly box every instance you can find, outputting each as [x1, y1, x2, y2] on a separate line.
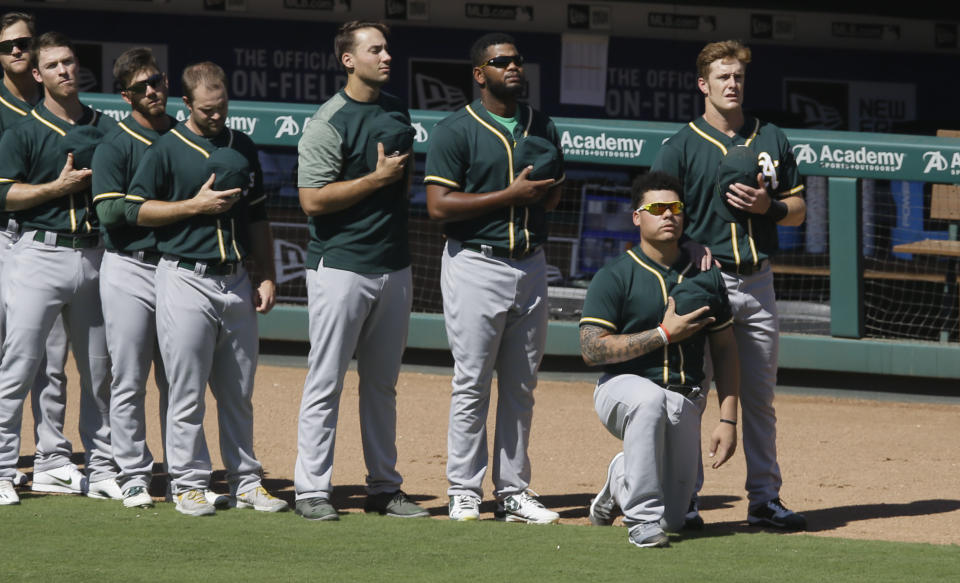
[922, 151, 960, 176]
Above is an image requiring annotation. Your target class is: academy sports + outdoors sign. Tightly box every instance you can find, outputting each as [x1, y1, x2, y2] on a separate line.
[81, 93, 960, 184]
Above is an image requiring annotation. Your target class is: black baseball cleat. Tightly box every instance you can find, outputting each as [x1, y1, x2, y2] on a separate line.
[747, 498, 807, 531]
[683, 497, 704, 530]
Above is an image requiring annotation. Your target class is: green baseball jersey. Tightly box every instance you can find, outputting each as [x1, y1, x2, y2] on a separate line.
[0, 80, 37, 135]
[92, 116, 177, 252]
[579, 247, 733, 385]
[297, 90, 409, 273]
[0, 80, 38, 228]
[651, 116, 804, 269]
[126, 126, 266, 262]
[0, 102, 118, 233]
[424, 99, 565, 254]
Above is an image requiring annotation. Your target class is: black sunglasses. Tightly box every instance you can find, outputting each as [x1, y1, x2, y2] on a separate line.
[124, 72, 166, 94]
[0, 37, 31, 55]
[482, 55, 524, 69]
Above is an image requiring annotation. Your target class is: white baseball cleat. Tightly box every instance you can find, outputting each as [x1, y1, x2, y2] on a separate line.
[32, 464, 88, 495]
[496, 491, 559, 524]
[205, 489, 231, 509]
[232, 485, 289, 512]
[88, 477, 124, 500]
[0, 479, 20, 505]
[448, 494, 481, 521]
[175, 489, 216, 516]
[122, 486, 154, 509]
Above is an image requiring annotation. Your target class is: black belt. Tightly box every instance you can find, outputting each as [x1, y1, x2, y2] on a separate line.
[720, 258, 769, 277]
[176, 259, 240, 276]
[34, 230, 100, 249]
[665, 385, 703, 399]
[460, 241, 542, 260]
[117, 249, 162, 266]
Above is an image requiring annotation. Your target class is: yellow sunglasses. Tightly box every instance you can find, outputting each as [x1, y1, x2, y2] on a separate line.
[636, 201, 684, 215]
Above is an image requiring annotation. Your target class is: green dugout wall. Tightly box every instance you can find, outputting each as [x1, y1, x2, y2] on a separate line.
[82, 94, 960, 379]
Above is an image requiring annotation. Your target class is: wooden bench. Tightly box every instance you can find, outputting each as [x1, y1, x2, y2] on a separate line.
[771, 263, 957, 283]
[892, 129, 960, 257]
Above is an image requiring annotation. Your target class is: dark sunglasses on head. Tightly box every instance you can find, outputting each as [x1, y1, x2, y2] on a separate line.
[482, 55, 524, 69]
[124, 72, 166, 94]
[0, 37, 31, 55]
[637, 201, 684, 216]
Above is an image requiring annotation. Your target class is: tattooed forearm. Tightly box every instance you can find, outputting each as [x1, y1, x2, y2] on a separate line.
[580, 325, 666, 366]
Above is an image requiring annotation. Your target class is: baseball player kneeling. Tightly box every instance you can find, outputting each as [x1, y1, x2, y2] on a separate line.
[579, 171, 739, 548]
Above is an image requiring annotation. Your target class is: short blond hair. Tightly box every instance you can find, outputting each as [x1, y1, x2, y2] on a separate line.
[696, 40, 751, 80]
[182, 61, 226, 101]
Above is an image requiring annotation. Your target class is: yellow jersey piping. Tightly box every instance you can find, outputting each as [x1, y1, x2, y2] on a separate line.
[118, 121, 153, 146]
[579, 316, 617, 331]
[0, 94, 28, 116]
[170, 128, 210, 158]
[424, 175, 461, 189]
[31, 110, 66, 137]
[93, 192, 125, 203]
[466, 104, 516, 253]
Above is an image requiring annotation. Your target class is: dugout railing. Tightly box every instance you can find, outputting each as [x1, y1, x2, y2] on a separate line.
[81, 94, 960, 380]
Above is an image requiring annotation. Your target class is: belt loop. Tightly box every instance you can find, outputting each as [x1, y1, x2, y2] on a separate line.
[194, 261, 206, 276]
[480, 244, 493, 258]
[43, 231, 58, 246]
[134, 250, 145, 262]
[6, 218, 18, 234]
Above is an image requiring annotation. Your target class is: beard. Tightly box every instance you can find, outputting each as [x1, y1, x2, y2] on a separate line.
[134, 100, 167, 120]
[485, 76, 525, 101]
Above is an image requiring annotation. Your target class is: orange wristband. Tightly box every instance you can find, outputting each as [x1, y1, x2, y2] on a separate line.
[658, 324, 671, 343]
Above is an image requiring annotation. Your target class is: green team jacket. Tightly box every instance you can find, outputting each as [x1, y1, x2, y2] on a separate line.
[0, 101, 117, 234]
[297, 89, 409, 274]
[423, 99, 565, 255]
[651, 116, 805, 270]
[91, 116, 177, 252]
[580, 247, 733, 386]
[126, 125, 267, 262]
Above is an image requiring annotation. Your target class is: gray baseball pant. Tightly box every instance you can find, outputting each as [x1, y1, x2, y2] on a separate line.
[155, 257, 262, 496]
[100, 250, 169, 491]
[594, 374, 703, 531]
[0, 224, 72, 474]
[0, 231, 114, 482]
[441, 240, 548, 500]
[698, 264, 781, 506]
[294, 262, 411, 501]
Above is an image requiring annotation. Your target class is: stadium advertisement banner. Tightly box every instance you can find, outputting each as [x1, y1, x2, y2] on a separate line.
[80, 94, 960, 183]
[785, 79, 916, 132]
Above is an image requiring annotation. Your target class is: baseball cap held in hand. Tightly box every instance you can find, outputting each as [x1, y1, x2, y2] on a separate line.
[365, 110, 415, 170]
[670, 273, 724, 321]
[513, 135, 561, 181]
[61, 125, 105, 170]
[206, 147, 252, 195]
[714, 145, 760, 222]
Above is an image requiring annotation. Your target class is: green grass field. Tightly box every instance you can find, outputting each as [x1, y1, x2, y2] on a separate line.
[2, 496, 958, 582]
